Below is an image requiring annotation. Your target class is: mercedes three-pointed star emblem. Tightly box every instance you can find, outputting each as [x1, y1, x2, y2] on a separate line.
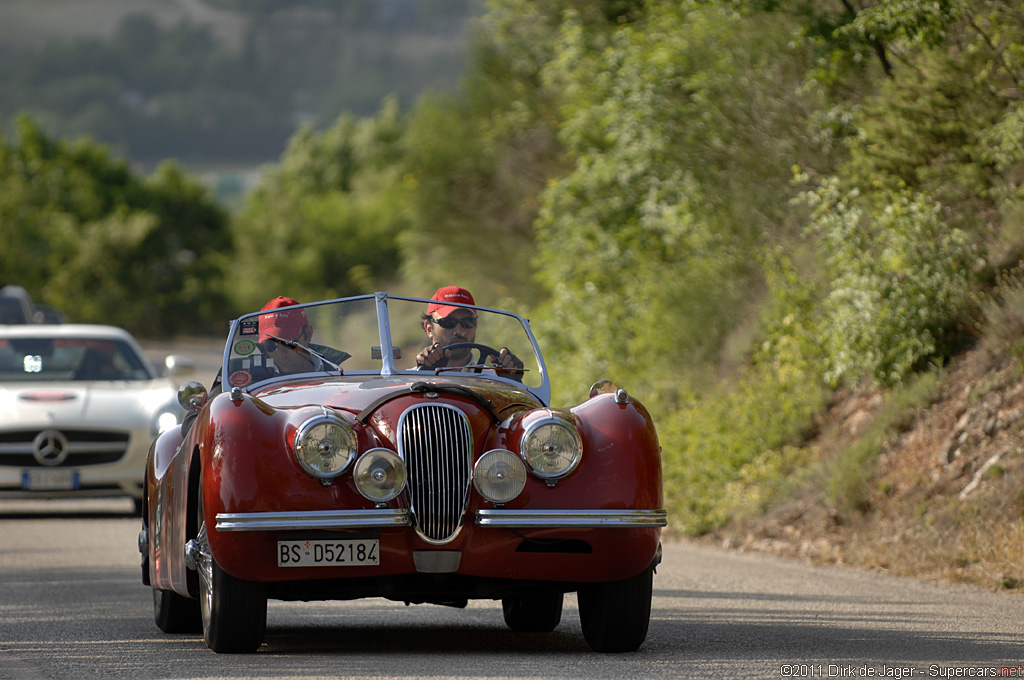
[32, 429, 69, 467]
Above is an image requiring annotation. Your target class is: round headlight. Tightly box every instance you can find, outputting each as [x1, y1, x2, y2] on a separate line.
[354, 448, 407, 502]
[154, 410, 180, 435]
[519, 416, 582, 479]
[474, 449, 527, 503]
[293, 414, 357, 480]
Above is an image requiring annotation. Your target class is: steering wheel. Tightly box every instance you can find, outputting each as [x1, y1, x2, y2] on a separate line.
[434, 342, 526, 381]
[442, 342, 501, 368]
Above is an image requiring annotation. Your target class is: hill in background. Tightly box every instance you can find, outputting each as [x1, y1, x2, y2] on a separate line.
[0, 0, 482, 179]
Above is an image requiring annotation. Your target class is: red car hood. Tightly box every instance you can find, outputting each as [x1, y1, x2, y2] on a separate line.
[250, 375, 543, 419]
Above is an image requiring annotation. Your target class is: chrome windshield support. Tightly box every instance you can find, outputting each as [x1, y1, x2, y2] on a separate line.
[215, 508, 411, 532]
[375, 291, 394, 377]
[475, 509, 668, 528]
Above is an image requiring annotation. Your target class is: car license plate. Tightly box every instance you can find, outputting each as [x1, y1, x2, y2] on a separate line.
[22, 469, 79, 490]
[277, 538, 379, 567]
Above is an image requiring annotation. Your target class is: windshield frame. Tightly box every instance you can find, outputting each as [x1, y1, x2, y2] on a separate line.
[222, 292, 551, 405]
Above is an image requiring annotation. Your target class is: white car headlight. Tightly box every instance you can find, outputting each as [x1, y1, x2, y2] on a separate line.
[474, 449, 527, 503]
[154, 410, 180, 435]
[353, 448, 407, 502]
[293, 413, 357, 481]
[519, 415, 582, 480]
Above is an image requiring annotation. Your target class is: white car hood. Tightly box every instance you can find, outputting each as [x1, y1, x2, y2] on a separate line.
[0, 381, 177, 430]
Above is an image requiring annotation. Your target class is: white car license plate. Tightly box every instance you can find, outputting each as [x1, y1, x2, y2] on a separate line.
[277, 539, 379, 567]
[22, 469, 79, 490]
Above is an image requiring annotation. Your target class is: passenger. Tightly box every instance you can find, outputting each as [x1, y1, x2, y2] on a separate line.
[209, 296, 349, 395]
[257, 296, 322, 375]
[415, 286, 524, 379]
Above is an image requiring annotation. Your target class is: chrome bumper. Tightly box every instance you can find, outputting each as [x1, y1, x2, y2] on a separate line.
[476, 509, 668, 528]
[215, 508, 667, 532]
[216, 508, 411, 532]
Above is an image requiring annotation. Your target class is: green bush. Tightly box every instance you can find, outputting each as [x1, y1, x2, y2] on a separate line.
[661, 360, 827, 535]
[799, 179, 975, 387]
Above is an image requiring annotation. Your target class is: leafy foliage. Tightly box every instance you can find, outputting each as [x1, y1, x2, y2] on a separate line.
[532, 3, 822, 403]
[0, 116, 231, 335]
[799, 180, 975, 386]
[229, 99, 409, 311]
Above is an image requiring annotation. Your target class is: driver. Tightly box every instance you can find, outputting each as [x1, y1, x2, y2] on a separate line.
[415, 286, 524, 379]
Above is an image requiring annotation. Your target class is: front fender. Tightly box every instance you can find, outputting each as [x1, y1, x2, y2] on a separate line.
[569, 391, 664, 510]
[198, 392, 377, 579]
[146, 422, 187, 593]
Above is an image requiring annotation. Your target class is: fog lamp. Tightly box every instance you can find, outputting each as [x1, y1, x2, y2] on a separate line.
[354, 448, 407, 502]
[473, 449, 527, 504]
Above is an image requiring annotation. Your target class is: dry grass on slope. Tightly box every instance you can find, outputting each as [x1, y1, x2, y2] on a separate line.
[706, 346, 1024, 594]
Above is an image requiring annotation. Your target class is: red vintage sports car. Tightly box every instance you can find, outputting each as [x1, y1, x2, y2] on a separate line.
[139, 292, 666, 653]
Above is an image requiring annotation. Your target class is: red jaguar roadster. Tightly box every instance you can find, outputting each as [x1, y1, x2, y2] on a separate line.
[139, 292, 666, 653]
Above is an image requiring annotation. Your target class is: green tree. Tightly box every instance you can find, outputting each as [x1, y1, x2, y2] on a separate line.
[230, 98, 409, 310]
[531, 3, 823, 402]
[0, 116, 231, 335]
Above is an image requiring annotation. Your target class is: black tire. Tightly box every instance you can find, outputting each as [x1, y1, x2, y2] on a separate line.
[153, 587, 201, 634]
[195, 485, 266, 653]
[502, 591, 563, 633]
[577, 568, 653, 653]
[200, 556, 267, 653]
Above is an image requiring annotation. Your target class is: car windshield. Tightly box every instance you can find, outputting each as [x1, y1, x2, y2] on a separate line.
[0, 297, 30, 324]
[0, 337, 154, 382]
[223, 293, 548, 400]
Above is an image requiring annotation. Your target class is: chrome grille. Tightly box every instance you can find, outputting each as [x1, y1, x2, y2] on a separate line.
[0, 429, 130, 467]
[397, 403, 472, 544]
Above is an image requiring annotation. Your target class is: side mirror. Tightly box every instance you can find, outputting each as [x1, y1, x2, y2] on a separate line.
[589, 379, 629, 404]
[589, 379, 618, 399]
[164, 355, 196, 377]
[177, 381, 209, 413]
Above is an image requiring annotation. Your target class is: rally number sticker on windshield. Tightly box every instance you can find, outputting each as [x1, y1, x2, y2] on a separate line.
[277, 539, 379, 567]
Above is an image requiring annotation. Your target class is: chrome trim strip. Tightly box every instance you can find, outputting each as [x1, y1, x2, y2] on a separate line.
[215, 508, 411, 532]
[475, 509, 668, 528]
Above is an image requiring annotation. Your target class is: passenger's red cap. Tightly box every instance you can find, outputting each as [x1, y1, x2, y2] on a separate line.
[259, 296, 309, 342]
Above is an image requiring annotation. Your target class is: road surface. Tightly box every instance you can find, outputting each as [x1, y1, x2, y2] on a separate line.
[1, 498, 1021, 679]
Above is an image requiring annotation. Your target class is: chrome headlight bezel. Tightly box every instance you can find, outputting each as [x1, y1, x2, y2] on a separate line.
[293, 413, 358, 481]
[519, 414, 583, 480]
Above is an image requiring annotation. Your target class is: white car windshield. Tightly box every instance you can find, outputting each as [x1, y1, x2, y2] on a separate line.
[0, 337, 153, 382]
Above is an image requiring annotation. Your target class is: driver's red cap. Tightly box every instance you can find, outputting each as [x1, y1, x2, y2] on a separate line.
[259, 296, 309, 342]
[427, 286, 475, 318]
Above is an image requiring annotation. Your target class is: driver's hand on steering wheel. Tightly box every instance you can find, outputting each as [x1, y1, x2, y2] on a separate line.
[494, 347, 524, 378]
[416, 343, 448, 369]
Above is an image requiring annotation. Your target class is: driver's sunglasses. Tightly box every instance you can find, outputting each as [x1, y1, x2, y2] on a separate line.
[431, 315, 477, 330]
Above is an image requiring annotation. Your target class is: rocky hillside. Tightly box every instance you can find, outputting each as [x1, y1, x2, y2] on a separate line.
[707, 344, 1024, 593]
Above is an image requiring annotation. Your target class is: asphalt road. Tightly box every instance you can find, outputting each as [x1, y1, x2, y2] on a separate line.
[1, 498, 1021, 680]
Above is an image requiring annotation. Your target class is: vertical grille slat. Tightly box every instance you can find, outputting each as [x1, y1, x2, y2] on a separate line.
[397, 404, 472, 544]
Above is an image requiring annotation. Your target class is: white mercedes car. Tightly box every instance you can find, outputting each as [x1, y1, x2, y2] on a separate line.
[0, 324, 193, 513]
